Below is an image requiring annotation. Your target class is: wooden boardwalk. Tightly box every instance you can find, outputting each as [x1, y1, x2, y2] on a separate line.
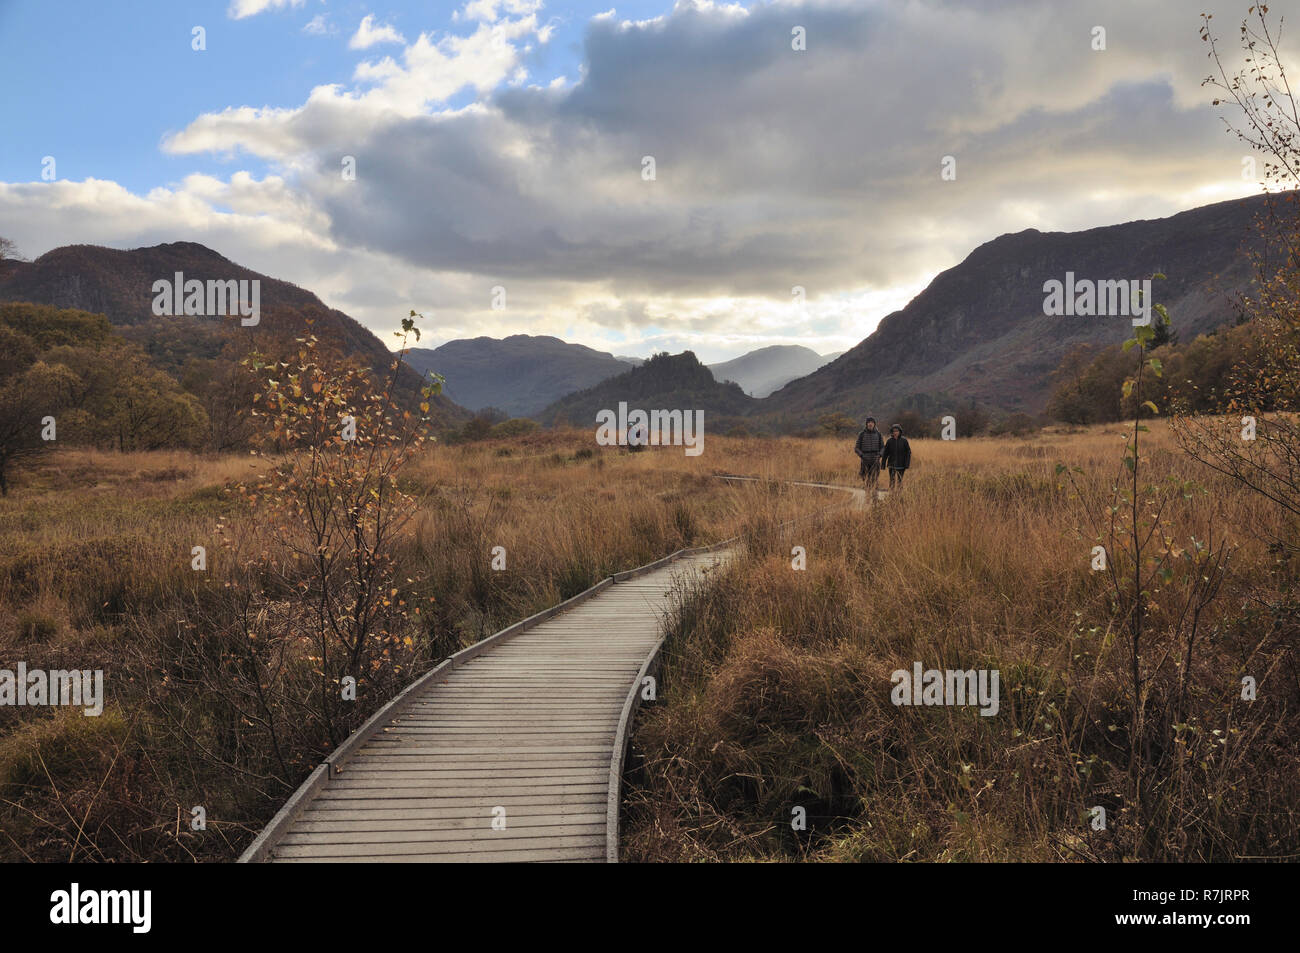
[240, 478, 863, 864]
[240, 550, 731, 863]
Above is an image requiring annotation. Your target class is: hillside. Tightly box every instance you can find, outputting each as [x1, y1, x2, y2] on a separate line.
[0, 242, 468, 425]
[404, 334, 634, 417]
[538, 351, 756, 431]
[708, 344, 832, 398]
[760, 193, 1271, 423]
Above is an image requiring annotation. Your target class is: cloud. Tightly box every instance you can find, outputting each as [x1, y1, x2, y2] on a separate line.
[459, 0, 545, 24]
[302, 14, 335, 36]
[7, 0, 1272, 359]
[228, 0, 305, 21]
[349, 14, 407, 50]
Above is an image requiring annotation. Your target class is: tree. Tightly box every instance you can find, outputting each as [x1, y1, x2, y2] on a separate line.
[0, 360, 77, 494]
[1058, 286, 1229, 859]
[1176, 8, 1300, 555]
[234, 312, 442, 746]
[893, 409, 932, 439]
[818, 411, 857, 437]
[0, 236, 19, 261]
[41, 342, 208, 450]
[1150, 317, 1178, 349]
[459, 416, 495, 441]
[180, 352, 261, 452]
[957, 398, 991, 436]
[489, 417, 538, 438]
[1047, 344, 1125, 423]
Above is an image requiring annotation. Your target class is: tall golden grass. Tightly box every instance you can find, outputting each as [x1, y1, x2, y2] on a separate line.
[621, 422, 1299, 861]
[0, 423, 1293, 861]
[0, 430, 821, 860]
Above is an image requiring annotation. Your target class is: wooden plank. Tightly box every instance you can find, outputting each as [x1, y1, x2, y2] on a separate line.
[273, 845, 604, 863]
[278, 823, 606, 846]
[310, 793, 608, 809]
[343, 756, 609, 768]
[301, 801, 605, 820]
[291, 812, 606, 831]
[335, 769, 606, 782]
[271, 833, 606, 858]
[351, 743, 613, 748]
[323, 782, 608, 795]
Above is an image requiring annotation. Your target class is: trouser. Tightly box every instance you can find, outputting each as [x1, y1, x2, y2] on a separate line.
[889, 468, 905, 489]
[859, 455, 881, 485]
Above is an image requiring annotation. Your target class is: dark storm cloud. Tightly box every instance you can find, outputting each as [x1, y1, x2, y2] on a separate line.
[302, 0, 1248, 300]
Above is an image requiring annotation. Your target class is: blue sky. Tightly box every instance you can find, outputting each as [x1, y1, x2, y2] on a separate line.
[0, 0, 661, 192]
[0, 0, 1266, 361]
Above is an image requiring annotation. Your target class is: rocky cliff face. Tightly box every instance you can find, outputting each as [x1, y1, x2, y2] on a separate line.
[761, 193, 1270, 421]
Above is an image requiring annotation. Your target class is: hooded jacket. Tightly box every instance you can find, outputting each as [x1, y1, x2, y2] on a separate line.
[882, 431, 911, 470]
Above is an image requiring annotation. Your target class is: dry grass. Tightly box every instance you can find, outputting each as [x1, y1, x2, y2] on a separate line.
[621, 421, 1300, 862]
[0, 429, 822, 860]
[0, 422, 1294, 862]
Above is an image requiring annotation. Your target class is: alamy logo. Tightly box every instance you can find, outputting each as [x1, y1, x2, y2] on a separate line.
[0, 664, 103, 716]
[1042, 272, 1151, 326]
[50, 883, 150, 933]
[595, 402, 704, 456]
[151, 272, 260, 326]
[890, 662, 1000, 716]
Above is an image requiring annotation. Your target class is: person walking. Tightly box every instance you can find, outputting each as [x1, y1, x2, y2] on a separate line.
[881, 423, 911, 489]
[854, 417, 884, 489]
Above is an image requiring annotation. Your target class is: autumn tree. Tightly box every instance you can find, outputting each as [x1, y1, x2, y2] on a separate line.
[233, 312, 444, 746]
[0, 305, 97, 493]
[1058, 288, 1230, 859]
[0, 358, 76, 494]
[818, 411, 857, 436]
[1176, 8, 1300, 554]
[38, 342, 207, 450]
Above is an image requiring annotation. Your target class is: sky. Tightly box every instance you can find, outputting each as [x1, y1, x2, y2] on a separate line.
[0, 0, 1276, 362]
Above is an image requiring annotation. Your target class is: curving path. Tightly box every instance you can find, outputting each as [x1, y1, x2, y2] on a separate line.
[240, 478, 863, 863]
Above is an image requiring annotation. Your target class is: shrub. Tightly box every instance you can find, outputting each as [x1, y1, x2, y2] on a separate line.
[15, 611, 58, 642]
[489, 418, 539, 438]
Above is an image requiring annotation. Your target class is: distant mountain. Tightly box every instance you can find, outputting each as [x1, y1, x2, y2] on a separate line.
[707, 344, 833, 398]
[404, 335, 635, 417]
[539, 351, 756, 430]
[0, 241, 468, 424]
[821, 350, 846, 362]
[615, 355, 646, 366]
[760, 193, 1271, 423]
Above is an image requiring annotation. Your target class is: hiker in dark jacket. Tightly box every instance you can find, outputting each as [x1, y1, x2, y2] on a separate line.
[854, 417, 884, 488]
[881, 424, 911, 489]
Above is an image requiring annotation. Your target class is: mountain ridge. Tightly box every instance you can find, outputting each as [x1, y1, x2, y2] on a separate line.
[538, 350, 756, 430]
[0, 241, 469, 424]
[404, 334, 634, 417]
[707, 344, 834, 398]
